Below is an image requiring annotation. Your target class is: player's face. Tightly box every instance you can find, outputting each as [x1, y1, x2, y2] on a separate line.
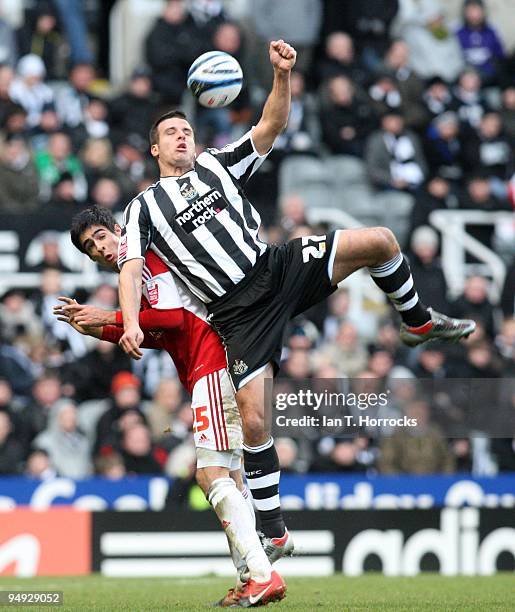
[80, 224, 121, 271]
[152, 118, 196, 170]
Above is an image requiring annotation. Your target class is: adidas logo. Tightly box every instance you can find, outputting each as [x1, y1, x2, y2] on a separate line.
[198, 433, 209, 444]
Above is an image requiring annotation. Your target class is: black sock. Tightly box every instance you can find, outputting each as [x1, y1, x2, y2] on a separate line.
[369, 253, 431, 327]
[244, 437, 286, 539]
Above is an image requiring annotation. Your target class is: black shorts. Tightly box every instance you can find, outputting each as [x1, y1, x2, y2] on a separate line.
[207, 231, 340, 390]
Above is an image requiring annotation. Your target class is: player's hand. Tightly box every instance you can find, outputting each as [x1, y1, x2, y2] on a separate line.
[53, 303, 100, 338]
[53, 296, 79, 321]
[269, 40, 296, 73]
[119, 323, 144, 360]
[55, 300, 115, 327]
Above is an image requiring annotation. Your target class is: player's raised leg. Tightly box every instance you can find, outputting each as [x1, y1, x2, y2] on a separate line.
[329, 227, 476, 345]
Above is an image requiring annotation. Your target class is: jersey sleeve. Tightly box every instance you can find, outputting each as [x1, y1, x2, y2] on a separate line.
[118, 196, 152, 268]
[142, 252, 184, 311]
[207, 128, 272, 186]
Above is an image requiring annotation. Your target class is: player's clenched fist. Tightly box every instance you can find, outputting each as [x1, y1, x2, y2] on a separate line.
[119, 323, 144, 360]
[269, 40, 296, 73]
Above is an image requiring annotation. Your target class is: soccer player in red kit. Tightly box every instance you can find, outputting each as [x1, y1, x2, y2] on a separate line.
[54, 206, 286, 607]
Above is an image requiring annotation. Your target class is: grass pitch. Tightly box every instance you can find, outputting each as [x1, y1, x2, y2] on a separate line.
[0, 575, 513, 611]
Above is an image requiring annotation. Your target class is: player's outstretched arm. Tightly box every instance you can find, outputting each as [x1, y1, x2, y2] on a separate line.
[118, 258, 144, 360]
[252, 39, 296, 155]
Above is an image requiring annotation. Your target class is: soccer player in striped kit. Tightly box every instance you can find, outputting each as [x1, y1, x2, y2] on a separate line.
[117, 40, 476, 606]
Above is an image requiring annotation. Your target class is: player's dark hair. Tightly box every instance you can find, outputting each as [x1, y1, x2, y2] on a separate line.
[70, 205, 118, 253]
[149, 109, 189, 145]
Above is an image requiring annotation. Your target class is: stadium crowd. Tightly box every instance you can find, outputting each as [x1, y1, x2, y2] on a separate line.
[0, 0, 514, 489]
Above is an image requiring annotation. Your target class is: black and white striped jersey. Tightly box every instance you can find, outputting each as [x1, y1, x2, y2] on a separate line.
[118, 129, 269, 303]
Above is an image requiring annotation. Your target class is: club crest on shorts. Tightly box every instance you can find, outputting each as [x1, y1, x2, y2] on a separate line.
[233, 359, 248, 376]
[178, 177, 198, 201]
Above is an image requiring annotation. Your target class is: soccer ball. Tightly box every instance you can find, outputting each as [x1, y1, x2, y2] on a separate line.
[187, 51, 243, 108]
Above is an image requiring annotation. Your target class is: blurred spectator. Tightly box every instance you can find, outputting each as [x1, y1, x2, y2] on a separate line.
[250, 0, 322, 87]
[194, 21, 250, 147]
[52, 0, 93, 65]
[0, 134, 39, 213]
[380, 39, 426, 130]
[396, 0, 464, 82]
[55, 63, 95, 132]
[9, 54, 54, 128]
[145, 0, 206, 105]
[321, 75, 375, 157]
[86, 284, 118, 310]
[341, 1, 399, 70]
[409, 175, 458, 230]
[26, 231, 72, 273]
[81, 138, 134, 200]
[17, 2, 65, 79]
[423, 112, 465, 183]
[495, 318, 515, 370]
[452, 67, 487, 131]
[317, 31, 367, 88]
[365, 111, 427, 191]
[189, 0, 226, 31]
[459, 175, 511, 251]
[314, 321, 368, 376]
[109, 67, 160, 147]
[451, 275, 496, 338]
[500, 86, 515, 143]
[79, 97, 110, 143]
[279, 193, 308, 233]
[73, 340, 132, 402]
[0, 410, 23, 474]
[33, 399, 91, 478]
[2, 103, 28, 138]
[463, 112, 513, 181]
[500, 262, 515, 318]
[0, 337, 36, 396]
[368, 73, 403, 117]
[210, 20, 252, 126]
[95, 371, 147, 454]
[35, 131, 87, 202]
[0, 289, 42, 343]
[35, 267, 87, 357]
[422, 76, 453, 123]
[0, 8, 17, 67]
[272, 70, 319, 156]
[312, 438, 373, 472]
[458, 339, 501, 378]
[17, 373, 62, 450]
[0, 63, 16, 126]
[29, 105, 61, 152]
[408, 225, 449, 313]
[275, 437, 301, 473]
[378, 400, 455, 473]
[113, 138, 155, 195]
[412, 344, 448, 378]
[90, 177, 123, 212]
[47, 172, 84, 211]
[455, 0, 505, 85]
[146, 378, 185, 443]
[94, 452, 126, 479]
[120, 423, 164, 475]
[24, 448, 56, 479]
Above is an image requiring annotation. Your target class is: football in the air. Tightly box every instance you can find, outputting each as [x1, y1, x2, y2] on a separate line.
[187, 51, 243, 108]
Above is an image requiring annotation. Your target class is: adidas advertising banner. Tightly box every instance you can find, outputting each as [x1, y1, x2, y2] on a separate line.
[91, 509, 515, 577]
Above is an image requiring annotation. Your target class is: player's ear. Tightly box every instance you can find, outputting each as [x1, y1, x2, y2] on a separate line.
[151, 143, 159, 158]
[114, 224, 122, 236]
